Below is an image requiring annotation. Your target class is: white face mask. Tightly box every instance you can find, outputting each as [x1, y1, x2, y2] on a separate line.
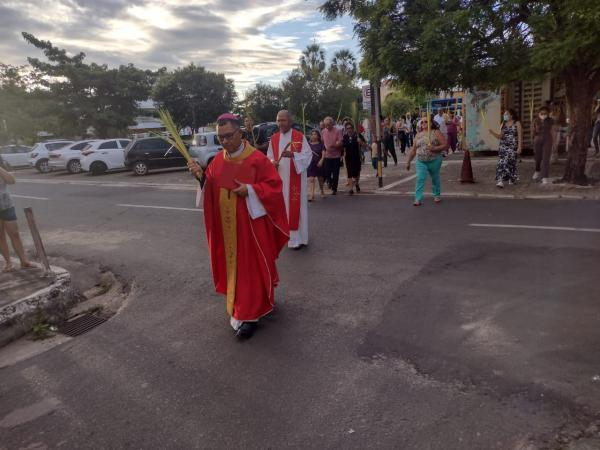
[503, 113, 510, 121]
[539, 114, 548, 120]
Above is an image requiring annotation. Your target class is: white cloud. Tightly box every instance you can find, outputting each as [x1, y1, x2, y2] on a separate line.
[0, 0, 357, 94]
[314, 25, 348, 44]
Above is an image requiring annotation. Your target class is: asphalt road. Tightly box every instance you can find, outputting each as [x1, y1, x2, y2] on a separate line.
[1, 169, 600, 450]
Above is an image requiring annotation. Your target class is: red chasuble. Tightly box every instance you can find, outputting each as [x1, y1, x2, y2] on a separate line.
[270, 129, 303, 231]
[203, 143, 290, 321]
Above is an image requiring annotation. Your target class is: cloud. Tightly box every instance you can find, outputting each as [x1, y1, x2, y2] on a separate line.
[0, 0, 356, 93]
[314, 25, 348, 44]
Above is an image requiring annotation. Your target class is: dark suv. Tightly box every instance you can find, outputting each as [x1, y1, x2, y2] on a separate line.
[254, 122, 315, 142]
[124, 137, 191, 176]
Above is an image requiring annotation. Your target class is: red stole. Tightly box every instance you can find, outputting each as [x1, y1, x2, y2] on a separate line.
[271, 129, 303, 231]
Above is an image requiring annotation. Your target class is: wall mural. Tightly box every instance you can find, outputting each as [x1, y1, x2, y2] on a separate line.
[465, 88, 501, 151]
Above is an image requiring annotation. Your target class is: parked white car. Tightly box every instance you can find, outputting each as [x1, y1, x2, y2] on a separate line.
[190, 131, 222, 169]
[48, 140, 98, 173]
[29, 140, 74, 173]
[0, 145, 32, 169]
[80, 139, 131, 175]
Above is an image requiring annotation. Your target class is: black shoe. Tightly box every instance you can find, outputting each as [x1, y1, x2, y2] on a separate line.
[236, 322, 257, 340]
[292, 244, 306, 251]
[355, 184, 360, 193]
[348, 189, 354, 195]
[332, 191, 337, 195]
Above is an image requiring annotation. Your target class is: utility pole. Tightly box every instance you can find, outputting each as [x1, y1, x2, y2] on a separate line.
[371, 82, 383, 188]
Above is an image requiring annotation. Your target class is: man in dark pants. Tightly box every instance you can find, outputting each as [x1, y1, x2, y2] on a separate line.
[321, 116, 343, 194]
[532, 106, 555, 184]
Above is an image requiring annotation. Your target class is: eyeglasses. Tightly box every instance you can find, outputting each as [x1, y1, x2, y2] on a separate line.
[217, 130, 239, 142]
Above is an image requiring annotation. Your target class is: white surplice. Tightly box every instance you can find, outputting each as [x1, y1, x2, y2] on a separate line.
[267, 129, 312, 248]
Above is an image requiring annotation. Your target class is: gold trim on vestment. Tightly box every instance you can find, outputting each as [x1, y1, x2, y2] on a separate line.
[219, 142, 255, 316]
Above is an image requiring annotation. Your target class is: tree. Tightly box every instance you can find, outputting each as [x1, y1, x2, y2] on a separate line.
[152, 63, 236, 129]
[244, 83, 284, 123]
[299, 43, 327, 81]
[331, 49, 357, 79]
[382, 91, 416, 118]
[320, 0, 600, 184]
[22, 32, 156, 138]
[280, 44, 361, 124]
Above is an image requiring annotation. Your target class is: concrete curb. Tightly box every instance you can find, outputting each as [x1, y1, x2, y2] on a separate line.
[371, 190, 598, 200]
[0, 266, 76, 347]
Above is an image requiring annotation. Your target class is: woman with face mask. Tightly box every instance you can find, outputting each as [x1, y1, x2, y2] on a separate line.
[532, 106, 555, 183]
[489, 109, 523, 187]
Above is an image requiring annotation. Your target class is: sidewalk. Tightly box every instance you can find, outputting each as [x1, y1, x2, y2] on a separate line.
[0, 260, 72, 346]
[353, 152, 600, 200]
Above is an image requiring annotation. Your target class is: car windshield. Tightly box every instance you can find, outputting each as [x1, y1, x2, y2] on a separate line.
[48, 142, 71, 150]
[193, 135, 207, 146]
[31, 144, 43, 152]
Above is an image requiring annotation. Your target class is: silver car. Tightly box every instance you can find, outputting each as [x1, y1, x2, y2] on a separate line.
[189, 131, 222, 169]
[0, 145, 32, 169]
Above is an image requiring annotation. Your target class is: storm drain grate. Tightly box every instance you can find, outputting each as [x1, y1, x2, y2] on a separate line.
[58, 314, 107, 337]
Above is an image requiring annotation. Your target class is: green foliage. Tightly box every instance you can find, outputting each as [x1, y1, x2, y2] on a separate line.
[320, 0, 600, 183]
[30, 321, 52, 340]
[243, 83, 284, 123]
[242, 44, 361, 125]
[152, 63, 236, 129]
[21, 32, 157, 139]
[282, 45, 361, 124]
[382, 91, 416, 118]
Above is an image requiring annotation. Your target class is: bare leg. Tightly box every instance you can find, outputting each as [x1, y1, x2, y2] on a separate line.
[308, 177, 315, 201]
[318, 177, 325, 196]
[4, 221, 31, 268]
[0, 221, 13, 271]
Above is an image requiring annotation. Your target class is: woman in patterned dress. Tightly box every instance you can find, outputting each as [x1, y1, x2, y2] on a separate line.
[489, 108, 522, 188]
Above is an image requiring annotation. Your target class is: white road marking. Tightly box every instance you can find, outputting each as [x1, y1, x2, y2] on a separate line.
[16, 178, 196, 191]
[116, 203, 202, 212]
[469, 223, 600, 233]
[11, 194, 49, 200]
[378, 174, 417, 191]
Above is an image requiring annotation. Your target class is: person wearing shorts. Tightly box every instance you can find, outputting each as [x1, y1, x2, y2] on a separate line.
[0, 158, 32, 272]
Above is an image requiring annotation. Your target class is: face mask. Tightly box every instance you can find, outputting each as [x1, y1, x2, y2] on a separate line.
[503, 113, 510, 121]
[539, 114, 548, 120]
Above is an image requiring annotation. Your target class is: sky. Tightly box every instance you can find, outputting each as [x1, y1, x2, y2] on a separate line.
[0, 0, 361, 95]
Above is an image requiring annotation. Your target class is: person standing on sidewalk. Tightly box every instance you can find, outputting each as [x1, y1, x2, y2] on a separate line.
[0, 157, 33, 272]
[532, 106, 555, 184]
[446, 111, 460, 154]
[489, 108, 523, 188]
[321, 116, 344, 195]
[406, 117, 447, 206]
[382, 117, 398, 166]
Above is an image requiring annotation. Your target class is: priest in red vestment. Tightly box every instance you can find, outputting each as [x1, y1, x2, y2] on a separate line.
[188, 113, 289, 339]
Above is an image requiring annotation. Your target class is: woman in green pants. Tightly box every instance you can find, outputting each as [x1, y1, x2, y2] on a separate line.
[406, 118, 447, 206]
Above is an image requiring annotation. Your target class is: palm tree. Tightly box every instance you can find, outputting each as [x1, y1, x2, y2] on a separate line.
[331, 49, 357, 78]
[300, 43, 326, 80]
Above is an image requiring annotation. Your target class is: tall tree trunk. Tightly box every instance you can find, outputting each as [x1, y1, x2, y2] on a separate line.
[563, 69, 598, 185]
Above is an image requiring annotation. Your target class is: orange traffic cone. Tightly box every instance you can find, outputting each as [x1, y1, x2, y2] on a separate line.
[460, 149, 475, 183]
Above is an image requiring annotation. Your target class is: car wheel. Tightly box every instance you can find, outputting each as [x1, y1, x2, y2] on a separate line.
[133, 160, 149, 176]
[67, 159, 82, 174]
[90, 161, 108, 175]
[36, 159, 50, 173]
